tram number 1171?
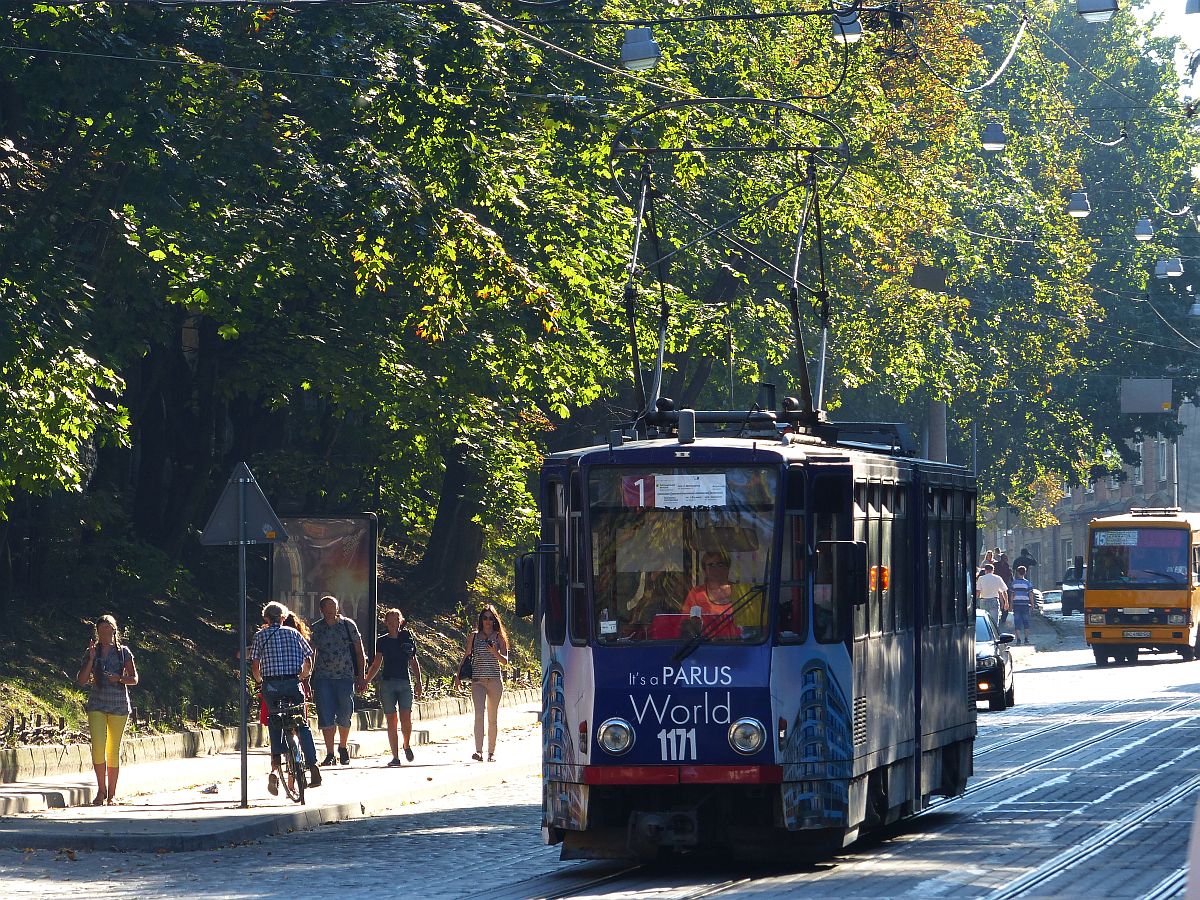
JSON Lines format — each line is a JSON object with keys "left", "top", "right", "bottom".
{"left": 657, "top": 727, "right": 697, "bottom": 761}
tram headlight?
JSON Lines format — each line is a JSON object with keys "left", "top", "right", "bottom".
{"left": 728, "top": 717, "right": 766, "bottom": 755}
{"left": 597, "top": 718, "right": 635, "bottom": 755}
{"left": 1169, "top": 614, "right": 1186, "bottom": 625}
{"left": 1087, "top": 613, "right": 1106, "bottom": 625}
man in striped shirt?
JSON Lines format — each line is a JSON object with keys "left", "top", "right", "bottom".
{"left": 250, "top": 602, "right": 322, "bottom": 793}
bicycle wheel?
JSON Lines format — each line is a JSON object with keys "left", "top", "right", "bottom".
{"left": 280, "top": 728, "right": 306, "bottom": 805}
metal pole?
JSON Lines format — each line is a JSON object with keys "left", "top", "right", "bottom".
{"left": 1173, "top": 436, "right": 1180, "bottom": 508}
{"left": 238, "top": 477, "right": 248, "bottom": 809}
{"left": 972, "top": 420, "right": 978, "bottom": 475}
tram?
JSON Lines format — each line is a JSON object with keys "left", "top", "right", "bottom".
{"left": 516, "top": 403, "right": 978, "bottom": 860}
{"left": 1084, "top": 508, "right": 1200, "bottom": 667}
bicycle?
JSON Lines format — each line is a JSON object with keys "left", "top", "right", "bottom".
{"left": 268, "top": 698, "right": 309, "bottom": 804}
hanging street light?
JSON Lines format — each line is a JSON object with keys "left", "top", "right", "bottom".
{"left": 621, "top": 27, "right": 662, "bottom": 71}
{"left": 1076, "top": 0, "right": 1118, "bottom": 23}
{"left": 1135, "top": 217, "right": 1154, "bottom": 241}
{"left": 1067, "top": 191, "right": 1092, "bottom": 218}
{"left": 1155, "top": 258, "right": 1185, "bottom": 278}
{"left": 832, "top": 10, "right": 863, "bottom": 43}
{"left": 981, "top": 122, "right": 1007, "bottom": 152}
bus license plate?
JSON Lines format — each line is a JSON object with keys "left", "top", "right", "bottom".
{"left": 1123, "top": 630, "right": 1151, "bottom": 638}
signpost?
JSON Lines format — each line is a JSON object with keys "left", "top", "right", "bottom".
{"left": 200, "top": 462, "right": 288, "bottom": 808}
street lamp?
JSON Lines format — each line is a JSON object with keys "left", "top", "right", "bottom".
{"left": 621, "top": 27, "right": 662, "bottom": 71}
{"left": 832, "top": 10, "right": 863, "bottom": 43}
{"left": 1135, "top": 217, "right": 1154, "bottom": 241}
{"left": 1067, "top": 191, "right": 1092, "bottom": 218}
{"left": 1076, "top": 0, "right": 1118, "bottom": 23}
{"left": 1154, "top": 258, "right": 1185, "bottom": 279}
{"left": 981, "top": 122, "right": 1007, "bottom": 152}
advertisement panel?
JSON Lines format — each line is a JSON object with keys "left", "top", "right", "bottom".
{"left": 269, "top": 515, "right": 378, "bottom": 645}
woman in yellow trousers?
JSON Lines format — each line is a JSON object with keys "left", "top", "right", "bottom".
{"left": 76, "top": 615, "right": 138, "bottom": 805}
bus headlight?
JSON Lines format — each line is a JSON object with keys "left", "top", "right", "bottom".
{"left": 1088, "top": 613, "right": 1106, "bottom": 625}
{"left": 597, "top": 718, "right": 635, "bottom": 755}
{"left": 1169, "top": 614, "right": 1186, "bottom": 625}
{"left": 728, "top": 717, "right": 766, "bottom": 755}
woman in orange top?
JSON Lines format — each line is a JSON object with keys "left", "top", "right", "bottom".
{"left": 685, "top": 552, "right": 736, "bottom": 615}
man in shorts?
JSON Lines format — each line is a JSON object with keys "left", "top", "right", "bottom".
{"left": 1010, "top": 565, "right": 1034, "bottom": 644}
{"left": 365, "top": 608, "right": 424, "bottom": 766}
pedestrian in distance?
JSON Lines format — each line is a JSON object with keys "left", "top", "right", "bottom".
{"left": 364, "top": 608, "right": 423, "bottom": 767}
{"left": 249, "top": 602, "right": 322, "bottom": 794}
{"left": 976, "top": 564, "right": 1008, "bottom": 630}
{"left": 1014, "top": 546, "right": 1038, "bottom": 578}
{"left": 995, "top": 552, "right": 1015, "bottom": 626}
{"left": 978, "top": 548, "right": 995, "bottom": 577}
{"left": 1010, "top": 565, "right": 1035, "bottom": 644}
{"left": 453, "top": 604, "right": 509, "bottom": 762}
{"left": 310, "top": 595, "right": 368, "bottom": 766}
{"left": 76, "top": 614, "right": 138, "bottom": 805}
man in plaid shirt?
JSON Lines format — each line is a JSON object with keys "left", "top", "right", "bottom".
{"left": 250, "top": 602, "right": 322, "bottom": 793}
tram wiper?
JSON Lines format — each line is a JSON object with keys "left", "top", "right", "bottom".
{"left": 671, "top": 583, "right": 767, "bottom": 664}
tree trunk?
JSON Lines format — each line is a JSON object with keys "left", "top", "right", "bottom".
{"left": 416, "top": 440, "right": 485, "bottom": 611}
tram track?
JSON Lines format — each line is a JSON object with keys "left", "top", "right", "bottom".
{"left": 930, "top": 693, "right": 1200, "bottom": 812}
{"left": 973, "top": 695, "right": 1147, "bottom": 757}
{"left": 981, "top": 770, "right": 1200, "bottom": 899}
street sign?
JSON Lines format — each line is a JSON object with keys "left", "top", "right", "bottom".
{"left": 1120, "top": 378, "right": 1173, "bottom": 415}
{"left": 199, "top": 462, "right": 288, "bottom": 808}
{"left": 200, "top": 462, "right": 288, "bottom": 545}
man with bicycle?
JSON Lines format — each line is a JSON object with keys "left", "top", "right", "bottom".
{"left": 250, "top": 602, "right": 322, "bottom": 795}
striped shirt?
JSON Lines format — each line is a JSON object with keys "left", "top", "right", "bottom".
{"left": 470, "top": 632, "right": 503, "bottom": 679}
{"left": 250, "top": 624, "right": 312, "bottom": 678}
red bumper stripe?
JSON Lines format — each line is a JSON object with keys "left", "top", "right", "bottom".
{"left": 584, "top": 766, "right": 679, "bottom": 785}
{"left": 680, "top": 764, "right": 783, "bottom": 784}
{"left": 582, "top": 765, "right": 782, "bottom": 785}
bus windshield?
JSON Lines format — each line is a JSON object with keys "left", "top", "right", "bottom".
{"left": 1089, "top": 528, "right": 1189, "bottom": 588}
{"left": 588, "top": 466, "right": 777, "bottom": 644}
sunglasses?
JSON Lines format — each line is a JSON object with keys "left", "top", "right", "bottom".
{"left": 482, "top": 614, "right": 496, "bottom": 621}
{"left": 704, "top": 561, "right": 729, "bottom": 568}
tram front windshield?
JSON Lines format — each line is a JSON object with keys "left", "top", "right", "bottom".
{"left": 1089, "top": 528, "right": 1189, "bottom": 588}
{"left": 588, "top": 466, "right": 777, "bottom": 644}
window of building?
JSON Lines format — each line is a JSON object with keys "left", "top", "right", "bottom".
{"left": 1084, "top": 480, "right": 1095, "bottom": 495}
{"left": 1133, "top": 453, "right": 1144, "bottom": 486}
{"left": 1158, "top": 440, "right": 1169, "bottom": 483}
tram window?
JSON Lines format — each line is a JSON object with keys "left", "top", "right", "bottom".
{"left": 893, "top": 511, "right": 911, "bottom": 632}
{"left": 854, "top": 515, "right": 869, "bottom": 639}
{"left": 880, "top": 518, "right": 894, "bottom": 633}
{"left": 814, "top": 545, "right": 841, "bottom": 644}
{"left": 777, "top": 512, "right": 806, "bottom": 643}
{"left": 868, "top": 512, "right": 882, "bottom": 634}
{"left": 545, "top": 481, "right": 567, "bottom": 646}
{"left": 927, "top": 517, "right": 942, "bottom": 627}
{"left": 941, "top": 514, "right": 955, "bottom": 625}
{"left": 786, "top": 469, "right": 804, "bottom": 510}
{"left": 1193, "top": 546, "right": 1200, "bottom": 584}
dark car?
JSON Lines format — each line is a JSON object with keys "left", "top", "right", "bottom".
{"left": 975, "top": 611, "right": 1016, "bottom": 711}
{"left": 1061, "top": 561, "right": 1086, "bottom": 616}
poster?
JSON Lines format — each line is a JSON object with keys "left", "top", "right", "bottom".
{"left": 269, "top": 515, "right": 378, "bottom": 644}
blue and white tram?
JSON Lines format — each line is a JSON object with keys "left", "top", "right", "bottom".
{"left": 516, "top": 408, "right": 977, "bottom": 861}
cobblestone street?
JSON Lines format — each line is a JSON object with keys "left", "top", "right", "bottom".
{"left": 0, "top": 774, "right": 593, "bottom": 900}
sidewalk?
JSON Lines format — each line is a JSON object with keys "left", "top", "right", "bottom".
{"left": 0, "top": 701, "right": 542, "bottom": 852}
{"left": 1008, "top": 607, "right": 1077, "bottom": 668}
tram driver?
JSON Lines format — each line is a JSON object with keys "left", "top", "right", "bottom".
{"left": 684, "top": 550, "right": 764, "bottom": 632}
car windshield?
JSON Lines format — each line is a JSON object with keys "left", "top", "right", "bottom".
{"left": 975, "top": 615, "right": 992, "bottom": 642}
{"left": 588, "top": 466, "right": 777, "bottom": 644}
{"left": 1089, "top": 528, "right": 1189, "bottom": 588}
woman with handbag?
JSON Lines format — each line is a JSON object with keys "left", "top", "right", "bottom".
{"left": 453, "top": 604, "right": 509, "bottom": 761}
